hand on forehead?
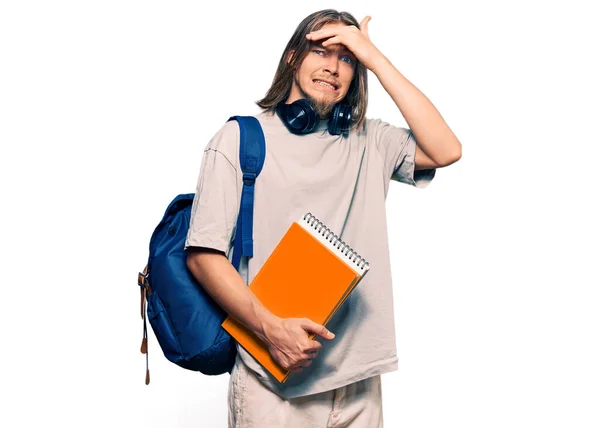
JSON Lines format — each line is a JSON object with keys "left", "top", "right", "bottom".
{"left": 311, "top": 40, "right": 352, "bottom": 54}
{"left": 306, "top": 16, "right": 376, "bottom": 70}
{"left": 309, "top": 24, "right": 355, "bottom": 54}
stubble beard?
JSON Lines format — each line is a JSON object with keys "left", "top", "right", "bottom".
{"left": 295, "top": 75, "right": 336, "bottom": 119}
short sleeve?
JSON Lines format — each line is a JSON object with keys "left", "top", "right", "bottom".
{"left": 184, "top": 123, "right": 241, "bottom": 254}
{"left": 369, "top": 118, "right": 436, "bottom": 189}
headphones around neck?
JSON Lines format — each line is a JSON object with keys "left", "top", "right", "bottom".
{"left": 276, "top": 98, "right": 352, "bottom": 136}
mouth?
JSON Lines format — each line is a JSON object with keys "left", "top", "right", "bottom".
{"left": 313, "top": 79, "right": 339, "bottom": 92}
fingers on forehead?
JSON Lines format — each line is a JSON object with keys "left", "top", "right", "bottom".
{"left": 310, "top": 40, "right": 351, "bottom": 54}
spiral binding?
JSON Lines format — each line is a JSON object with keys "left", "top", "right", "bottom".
{"left": 303, "top": 213, "right": 370, "bottom": 271}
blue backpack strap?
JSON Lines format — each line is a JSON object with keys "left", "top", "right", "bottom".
{"left": 227, "top": 116, "right": 266, "bottom": 272}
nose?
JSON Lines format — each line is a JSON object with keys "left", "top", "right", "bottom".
{"left": 323, "top": 53, "right": 340, "bottom": 76}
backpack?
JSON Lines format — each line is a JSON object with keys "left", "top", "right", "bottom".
{"left": 138, "top": 116, "right": 266, "bottom": 384}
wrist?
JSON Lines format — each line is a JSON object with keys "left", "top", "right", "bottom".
{"left": 368, "top": 51, "right": 390, "bottom": 75}
{"left": 255, "top": 310, "right": 281, "bottom": 345}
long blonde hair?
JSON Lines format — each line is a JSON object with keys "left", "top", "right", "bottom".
{"left": 256, "top": 9, "right": 368, "bottom": 132}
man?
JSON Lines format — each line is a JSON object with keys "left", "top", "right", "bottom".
{"left": 185, "top": 9, "right": 461, "bottom": 428}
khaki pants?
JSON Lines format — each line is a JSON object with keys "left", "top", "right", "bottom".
{"left": 227, "top": 355, "right": 384, "bottom": 427}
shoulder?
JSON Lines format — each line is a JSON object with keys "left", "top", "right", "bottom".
{"left": 202, "top": 119, "right": 241, "bottom": 170}
{"left": 360, "top": 117, "right": 413, "bottom": 143}
{"left": 362, "top": 117, "right": 409, "bottom": 134}
{"left": 206, "top": 120, "right": 240, "bottom": 151}
{"left": 204, "top": 112, "right": 274, "bottom": 165}
{"left": 209, "top": 111, "right": 276, "bottom": 145}
{"left": 254, "top": 110, "right": 280, "bottom": 132}
{"left": 352, "top": 117, "right": 390, "bottom": 138}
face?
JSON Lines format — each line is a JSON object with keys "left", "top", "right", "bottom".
{"left": 286, "top": 23, "right": 357, "bottom": 118}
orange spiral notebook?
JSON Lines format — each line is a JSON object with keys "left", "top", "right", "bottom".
{"left": 221, "top": 212, "right": 370, "bottom": 383}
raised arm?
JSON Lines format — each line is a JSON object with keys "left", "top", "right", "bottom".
{"left": 306, "top": 16, "right": 462, "bottom": 169}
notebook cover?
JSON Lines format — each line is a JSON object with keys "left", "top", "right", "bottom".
{"left": 221, "top": 219, "right": 364, "bottom": 383}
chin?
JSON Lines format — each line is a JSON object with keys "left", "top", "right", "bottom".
{"left": 311, "top": 91, "right": 339, "bottom": 104}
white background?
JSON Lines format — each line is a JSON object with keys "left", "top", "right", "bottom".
{"left": 1, "top": 0, "right": 598, "bottom": 427}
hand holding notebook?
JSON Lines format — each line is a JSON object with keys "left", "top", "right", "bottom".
{"left": 221, "top": 213, "right": 370, "bottom": 383}
{"left": 262, "top": 315, "right": 336, "bottom": 375}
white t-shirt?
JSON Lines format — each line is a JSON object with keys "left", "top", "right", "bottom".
{"left": 185, "top": 110, "right": 435, "bottom": 399}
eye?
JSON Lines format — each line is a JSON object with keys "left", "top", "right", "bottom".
{"left": 312, "top": 49, "right": 325, "bottom": 56}
{"left": 341, "top": 55, "right": 354, "bottom": 65}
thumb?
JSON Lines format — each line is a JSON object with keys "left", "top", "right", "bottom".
{"left": 302, "top": 319, "right": 335, "bottom": 340}
{"left": 360, "top": 16, "right": 372, "bottom": 39}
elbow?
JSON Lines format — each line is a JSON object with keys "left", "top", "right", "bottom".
{"left": 448, "top": 148, "right": 462, "bottom": 165}
{"left": 438, "top": 142, "right": 462, "bottom": 167}
{"left": 453, "top": 142, "right": 462, "bottom": 162}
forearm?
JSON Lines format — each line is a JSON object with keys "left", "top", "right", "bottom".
{"left": 371, "top": 54, "right": 462, "bottom": 164}
{"left": 186, "top": 250, "right": 279, "bottom": 344}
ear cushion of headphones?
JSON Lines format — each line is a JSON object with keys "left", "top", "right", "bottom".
{"left": 276, "top": 99, "right": 319, "bottom": 135}
{"left": 328, "top": 103, "right": 352, "bottom": 136}
{"left": 276, "top": 99, "right": 353, "bottom": 136}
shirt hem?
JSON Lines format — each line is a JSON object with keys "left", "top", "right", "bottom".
{"left": 239, "top": 351, "right": 399, "bottom": 400}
